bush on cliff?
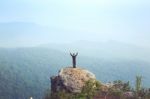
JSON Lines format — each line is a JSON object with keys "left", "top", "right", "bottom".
{"left": 45, "top": 79, "right": 101, "bottom": 99}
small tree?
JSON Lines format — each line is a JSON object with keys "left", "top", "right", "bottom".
{"left": 136, "top": 76, "right": 142, "bottom": 93}
{"left": 123, "top": 81, "right": 131, "bottom": 91}
{"left": 135, "top": 75, "right": 142, "bottom": 98}
{"left": 81, "top": 79, "right": 101, "bottom": 99}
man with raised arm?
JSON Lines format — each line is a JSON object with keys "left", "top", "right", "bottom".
{"left": 70, "top": 52, "right": 78, "bottom": 68}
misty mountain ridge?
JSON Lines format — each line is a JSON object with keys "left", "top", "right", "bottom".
{"left": 0, "top": 22, "right": 81, "bottom": 47}
{"left": 41, "top": 40, "right": 150, "bottom": 63}
{"left": 0, "top": 22, "right": 150, "bottom": 49}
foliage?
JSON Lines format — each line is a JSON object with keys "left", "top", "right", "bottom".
{"left": 113, "top": 80, "right": 131, "bottom": 91}
{"left": 135, "top": 76, "right": 142, "bottom": 93}
{"left": 81, "top": 79, "right": 101, "bottom": 99}
{"left": 45, "top": 79, "right": 101, "bottom": 99}
{"left": 0, "top": 48, "right": 150, "bottom": 99}
{"left": 46, "top": 78, "right": 150, "bottom": 99}
{"left": 0, "top": 48, "right": 67, "bottom": 99}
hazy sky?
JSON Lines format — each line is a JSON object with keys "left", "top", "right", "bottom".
{"left": 0, "top": 0, "right": 150, "bottom": 47}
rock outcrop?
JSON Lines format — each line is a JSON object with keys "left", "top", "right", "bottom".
{"left": 51, "top": 67, "right": 96, "bottom": 93}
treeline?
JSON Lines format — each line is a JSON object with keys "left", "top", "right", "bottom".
{"left": 0, "top": 48, "right": 67, "bottom": 99}
{"left": 0, "top": 47, "right": 150, "bottom": 99}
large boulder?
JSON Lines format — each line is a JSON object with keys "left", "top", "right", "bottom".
{"left": 51, "top": 67, "right": 96, "bottom": 93}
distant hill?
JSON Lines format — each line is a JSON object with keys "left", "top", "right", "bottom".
{"left": 42, "top": 40, "right": 150, "bottom": 62}
{"left": 0, "top": 47, "right": 150, "bottom": 99}
{"left": 0, "top": 22, "right": 70, "bottom": 47}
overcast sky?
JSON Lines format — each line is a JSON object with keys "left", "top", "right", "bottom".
{"left": 0, "top": 0, "right": 150, "bottom": 47}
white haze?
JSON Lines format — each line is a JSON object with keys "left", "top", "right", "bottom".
{"left": 0, "top": 0, "right": 150, "bottom": 48}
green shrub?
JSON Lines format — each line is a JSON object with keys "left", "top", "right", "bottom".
{"left": 45, "top": 79, "right": 101, "bottom": 99}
